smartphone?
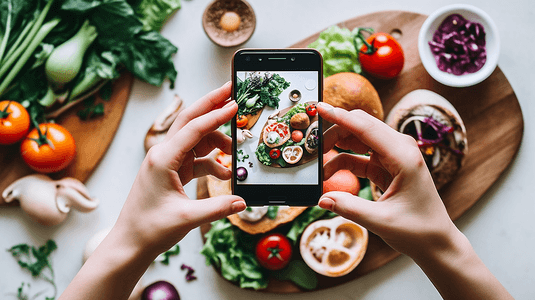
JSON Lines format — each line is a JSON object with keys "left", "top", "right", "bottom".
{"left": 232, "top": 49, "right": 323, "bottom": 206}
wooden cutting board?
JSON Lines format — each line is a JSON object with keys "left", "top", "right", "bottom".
{"left": 198, "top": 10, "right": 523, "bottom": 293}
{"left": 0, "top": 73, "right": 134, "bottom": 205}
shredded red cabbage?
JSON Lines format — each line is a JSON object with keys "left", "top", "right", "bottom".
{"left": 429, "top": 14, "right": 486, "bottom": 75}
{"left": 413, "top": 117, "right": 463, "bottom": 156}
{"left": 181, "top": 264, "right": 197, "bottom": 282}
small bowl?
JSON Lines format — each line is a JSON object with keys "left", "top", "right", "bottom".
{"left": 202, "top": 0, "right": 256, "bottom": 47}
{"left": 289, "top": 89, "right": 301, "bottom": 102}
{"left": 418, "top": 4, "right": 500, "bottom": 87}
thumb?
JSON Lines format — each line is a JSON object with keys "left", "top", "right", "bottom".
{"left": 318, "top": 191, "right": 382, "bottom": 231}
{"left": 187, "top": 195, "right": 246, "bottom": 228}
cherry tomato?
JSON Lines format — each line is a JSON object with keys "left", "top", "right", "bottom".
{"left": 291, "top": 130, "right": 303, "bottom": 143}
{"left": 0, "top": 101, "right": 30, "bottom": 145}
{"left": 21, "top": 123, "right": 76, "bottom": 173}
{"left": 255, "top": 233, "right": 292, "bottom": 270}
{"left": 269, "top": 148, "right": 281, "bottom": 159}
{"left": 236, "top": 115, "right": 248, "bottom": 128}
{"left": 359, "top": 32, "right": 404, "bottom": 79}
{"left": 305, "top": 104, "right": 317, "bottom": 117}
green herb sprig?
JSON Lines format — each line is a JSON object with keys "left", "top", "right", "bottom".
{"left": 7, "top": 240, "right": 58, "bottom": 300}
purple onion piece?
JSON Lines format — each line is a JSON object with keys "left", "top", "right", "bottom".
{"left": 236, "top": 167, "right": 248, "bottom": 181}
{"left": 428, "top": 13, "right": 487, "bottom": 75}
{"left": 141, "top": 281, "right": 180, "bottom": 300}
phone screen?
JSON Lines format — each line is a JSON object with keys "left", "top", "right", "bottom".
{"left": 232, "top": 50, "right": 323, "bottom": 206}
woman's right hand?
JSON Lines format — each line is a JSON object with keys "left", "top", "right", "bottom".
{"left": 317, "top": 102, "right": 462, "bottom": 258}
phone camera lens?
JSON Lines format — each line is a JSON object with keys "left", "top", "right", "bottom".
{"left": 245, "top": 56, "right": 251, "bottom": 62}
{"left": 291, "top": 57, "right": 296, "bottom": 61}
{"left": 258, "top": 58, "right": 262, "bottom": 61}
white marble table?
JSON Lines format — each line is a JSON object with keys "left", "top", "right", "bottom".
{"left": 1, "top": 0, "right": 534, "bottom": 299}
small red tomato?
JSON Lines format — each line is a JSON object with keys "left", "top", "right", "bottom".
{"left": 236, "top": 115, "right": 248, "bottom": 128}
{"left": 255, "top": 233, "right": 292, "bottom": 270}
{"left": 291, "top": 130, "right": 303, "bottom": 142}
{"left": 0, "top": 101, "right": 30, "bottom": 145}
{"left": 359, "top": 32, "right": 404, "bottom": 79}
{"left": 269, "top": 148, "right": 281, "bottom": 159}
{"left": 305, "top": 104, "right": 317, "bottom": 117}
{"left": 21, "top": 123, "right": 76, "bottom": 173}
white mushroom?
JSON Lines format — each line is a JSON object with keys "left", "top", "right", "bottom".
{"left": 144, "top": 94, "right": 185, "bottom": 152}
{"left": 236, "top": 129, "right": 253, "bottom": 144}
{"left": 2, "top": 174, "right": 98, "bottom": 226}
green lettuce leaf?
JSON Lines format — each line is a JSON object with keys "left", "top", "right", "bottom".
{"left": 200, "top": 219, "right": 268, "bottom": 290}
{"left": 308, "top": 25, "right": 366, "bottom": 77}
{"left": 286, "top": 206, "right": 336, "bottom": 243}
{"left": 134, "top": 0, "right": 181, "bottom": 31}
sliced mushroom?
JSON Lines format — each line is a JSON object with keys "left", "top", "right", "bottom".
{"left": 236, "top": 129, "right": 253, "bottom": 144}
{"left": 2, "top": 174, "right": 98, "bottom": 226}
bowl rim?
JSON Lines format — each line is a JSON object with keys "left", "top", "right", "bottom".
{"left": 202, "top": 0, "right": 256, "bottom": 48}
{"left": 418, "top": 4, "right": 500, "bottom": 87}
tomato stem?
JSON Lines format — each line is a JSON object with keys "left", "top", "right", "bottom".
{"left": 0, "top": 100, "right": 13, "bottom": 119}
{"left": 353, "top": 28, "right": 376, "bottom": 55}
{"left": 29, "top": 114, "right": 51, "bottom": 147}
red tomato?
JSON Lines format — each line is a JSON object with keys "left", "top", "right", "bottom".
{"left": 305, "top": 104, "right": 317, "bottom": 117}
{"left": 21, "top": 123, "right": 76, "bottom": 173}
{"left": 236, "top": 115, "right": 248, "bottom": 128}
{"left": 359, "top": 32, "right": 404, "bottom": 79}
{"left": 269, "top": 148, "right": 281, "bottom": 159}
{"left": 0, "top": 101, "right": 30, "bottom": 145}
{"left": 255, "top": 233, "right": 292, "bottom": 270}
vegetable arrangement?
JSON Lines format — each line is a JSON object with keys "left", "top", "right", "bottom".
{"left": 0, "top": 0, "right": 180, "bottom": 173}
{"left": 236, "top": 72, "right": 290, "bottom": 117}
{"left": 201, "top": 207, "right": 337, "bottom": 290}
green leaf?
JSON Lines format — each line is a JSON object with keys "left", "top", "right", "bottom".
{"left": 272, "top": 260, "right": 318, "bottom": 290}
{"left": 134, "top": 0, "right": 181, "bottom": 31}
{"left": 287, "top": 207, "right": 329, "bottom": 243}
{"left": 358, "top": 185, "right": 373, "bottom": 201}
{"left": 157, "top": 244, "right": 180, "bottom": 265}
{"left": 266, "top": 206, "right": 279, "bottom": 219}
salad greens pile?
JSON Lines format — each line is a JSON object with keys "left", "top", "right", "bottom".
{"left": 236, "top": 72, "right": 290, "bottom": 116}
{"left": 0, "top": 0, "right": 180, "bottom": 122}
{"left": 200, "top": 207, "right": 336, "bottom": 290}
{"left": 308, "top": 25, "right": 371, "bottom": 77}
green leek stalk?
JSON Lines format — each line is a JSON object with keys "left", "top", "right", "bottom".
{"left": 0, "top": 0, "right": 55, "bottom": 81}
{"left": 2, "top": 20, "right": 35, "bottom": 65}
{"left": 0, "top": 0, "right": 12, "bottom": 63}
{"left": 68, "top": 71, "right": 104, "bottom": 101}
{"left": 0, "top": 18, "right": 61, "bottom": 96}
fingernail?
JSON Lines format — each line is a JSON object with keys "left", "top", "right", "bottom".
{"left": 223, "top": 81, "right": 232, "bottom": 87}
{"left": 223, "top": 100, "right": 236, "bottom": 108}
{"left": 317, "top": 102, "right": 333, "bottom": 109}
{"left": 232, "top": 201, "right": 246, "bottom": 213}
{"left": 318, "top": 197, "right": 335, "bottom": 210}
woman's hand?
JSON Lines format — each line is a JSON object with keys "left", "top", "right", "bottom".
{"left": 316, "top": 102, "right": 513, "bottom": 300}
{"left": 60, "top": 83, "right": 247, "bottom": 300}
{"left": 317, "top": 102, "right": 456, "bottom": 257}
{"left": 116, "top": 81, "right": 246, "bottom": 257}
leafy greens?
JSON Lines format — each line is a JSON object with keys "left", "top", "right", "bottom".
{"left": 236, "top": 72, "right": 290, "bottom": 116}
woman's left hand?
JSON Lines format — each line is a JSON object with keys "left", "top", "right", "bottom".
{"left": 115, "top": 81, "right": 245, "bottom": 257}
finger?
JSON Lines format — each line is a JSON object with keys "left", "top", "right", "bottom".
{"left": 165, "top": 101, "right": 237, "bottom": 169}
{"left": 323, "top": 153, "right": 393, "bottom": 192}
{"left": 318, "top": 102, "right": 418, "bottom": 176}
{"left": 318, "top": 192, "right": 385, "bottom": 233}
{"left": 323, "top": 125, "right": 371, "bottom": 154}
{"left": 165, "top": 81, "right": 232, "bottom": 141}
{"left": 184, "top": 195, "right": 246, "bottom": 229}
{"left": 192, "top": 130, "right": 232, "bottom": 158}
{"left": 192, "top": 158, "right": 232, "bottom": 180}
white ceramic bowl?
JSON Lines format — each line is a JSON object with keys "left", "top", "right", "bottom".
{"left": 418, "top": 4, "right": 500, "bottom": 87}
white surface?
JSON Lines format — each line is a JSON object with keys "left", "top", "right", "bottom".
{"left": 1, "top": 0, "right": 534, "bottom": 299}
{"left": 236, "top": 71, "right": 319, "bottom": 185}
{"left": 418, "top": 4, "right": 500, "bottom": 87}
